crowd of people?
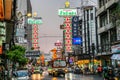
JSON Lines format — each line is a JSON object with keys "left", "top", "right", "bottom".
{"left": 96, "top": 65, "right": 120, "bottom": 80}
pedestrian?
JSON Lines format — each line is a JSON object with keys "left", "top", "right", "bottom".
{"left": 103, "top": 66, "right": 108, "bottom": 80}
{"left": 107, "top": 69, "right": 115, "bottom": 80}
{"left": 97, "top": 65, "right": 103, "bottom": 76}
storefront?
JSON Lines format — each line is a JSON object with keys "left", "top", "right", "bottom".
{"left": 111, "top": 44, "right": 120, "bottom": 67}
{"left": 77, "top": 54, "right": 101, "bottom": 71}
{"left": 111, "top": 54, "right": 120, "bottom": 67}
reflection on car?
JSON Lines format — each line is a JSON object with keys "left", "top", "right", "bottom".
{"left": 67, "top": 67, "right": 73, "bottom": 73}
{"left": 13, "top": 70, "right": 29, "bottom": 80}
{"left": 74, "top": 66, "right": 83, "bottom": 74}
{"left": 31, "top": 71, "right": 44, "bottom": 80}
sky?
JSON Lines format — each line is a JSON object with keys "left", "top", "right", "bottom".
{"left": 30, "top": 0, "right": 97, "bottom": 53}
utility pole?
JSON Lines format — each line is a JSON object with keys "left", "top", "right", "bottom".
{"left": 92, "top": 43, "right": 95, "bottom": 74}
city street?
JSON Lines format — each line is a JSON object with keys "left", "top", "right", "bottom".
{"left": 1, "top": 1, "right": 120, "bottom": 80}
{"left": 43, "top": 73, "right": 104, "bottom": 80}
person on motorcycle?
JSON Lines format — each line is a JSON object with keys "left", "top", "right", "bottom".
{"left": 107, "top": 69, "right": 115, "bottom": 80}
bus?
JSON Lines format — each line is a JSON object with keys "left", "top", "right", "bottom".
{"left": 48, "top": 58, "right": 68, "bottom": 77}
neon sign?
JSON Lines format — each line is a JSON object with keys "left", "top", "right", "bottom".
{"left": 28, "top": 18, "right": 42, "bottom": 24}
{"left": 58, "top": 8, "right": 77, "bottom": 16}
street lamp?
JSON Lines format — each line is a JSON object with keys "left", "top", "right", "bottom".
{"left": 92, "top": 43, "right": 95, "bottom": 74}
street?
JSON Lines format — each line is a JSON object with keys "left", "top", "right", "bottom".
{"left": 42, "top": 73, "right": 104, "bottom": 80}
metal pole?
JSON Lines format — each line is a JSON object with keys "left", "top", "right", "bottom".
{"left": 92, "top": 43, "right": 95, "bottom": 74}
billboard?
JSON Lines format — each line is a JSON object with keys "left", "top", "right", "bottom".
{"left": 72, "top": 37, "right": 82, "bottom": 45}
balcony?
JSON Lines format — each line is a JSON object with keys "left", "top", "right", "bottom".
{"left": 96, "top": 6, "right": 105, "bottom": 16}
{"left": 98, "top": 23, "right": 113, "bottom": 34}
{"left": 96, "top": 0, "right": 119, "bottom": 16}
{"left": 105, "top": 0, "right": 119, "bottom": 9}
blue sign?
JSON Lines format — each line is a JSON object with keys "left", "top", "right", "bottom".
{"left": 72, "top": 16, "right": 79, "bottom": 37}
{"left": 72, "top": 37, "right": 82, "bottom": 45}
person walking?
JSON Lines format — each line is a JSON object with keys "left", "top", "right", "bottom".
{"left": 103, "top": 66, "right": 108, "bottom": 80}
{"left": 97, "top": 65, "right": 103, "bottom": 76}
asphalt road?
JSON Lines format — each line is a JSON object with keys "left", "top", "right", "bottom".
{"left": 43, "top": 73, "right": 104, "bottom": 80}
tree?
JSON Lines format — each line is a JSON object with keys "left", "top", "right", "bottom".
{"left": 111, "top": 2, "right": 120, "bottom": 27}
{"left": 7, "top": 45, "right": 28, "bottom": 67}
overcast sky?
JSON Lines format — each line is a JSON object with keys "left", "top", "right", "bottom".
{"left": 30, "top": 0, "right": 97, "bottom": 53}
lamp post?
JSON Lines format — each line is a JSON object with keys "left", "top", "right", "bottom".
{"left": 92, "top": 43, "right": 95, "bottom": 74}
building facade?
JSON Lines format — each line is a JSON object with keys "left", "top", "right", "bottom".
{"left": 15, "top": 0, "right": 32, "bottom": 50}
{"left": 97, "top": 0, "right": 120, "bottom": 67}
{"left": 82, "top": 6, "right": 98, "bottom": 55}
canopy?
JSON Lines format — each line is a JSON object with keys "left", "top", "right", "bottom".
{"left": 111, "top": 54, "right": 120, "bottom": 60}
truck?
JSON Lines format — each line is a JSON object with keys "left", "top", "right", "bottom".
{"left": 48, "top": 58, "right": 68, "bottom": 77}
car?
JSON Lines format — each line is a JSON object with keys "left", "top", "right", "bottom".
{"left": 13, "top": 70, "right": 29, "bottom": 80}
{"left": 47, "top": 67, "right": 53, "bottom": 75}
{"left": 34, "top": 67, "right": 40, "bottom": 72}
{"left": 73, "top": 66, "right": 83, "bottom": 74}
{"left": 31, "top": 71, "right": 44, "bottom": 80}
{"left": 67, "top": 67, "right": 73, "bottom": 73}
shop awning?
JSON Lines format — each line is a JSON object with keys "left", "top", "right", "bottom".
{"left": 111, "top": 54, "right": 120, "bottom": 60}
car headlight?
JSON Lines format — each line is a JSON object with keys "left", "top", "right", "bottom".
{"left": 53, "top": 70, "right": 56, "bottom": 72}
{"left": 65, "top": 69, "right": 68, "bottom": 72}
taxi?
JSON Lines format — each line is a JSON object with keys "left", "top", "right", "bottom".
{"left": 31, "top": 71, "right": 44, "bottom": 80}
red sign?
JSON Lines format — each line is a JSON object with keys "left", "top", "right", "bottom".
{"left": 55, "top": 42, "right": 62, "bottom": 46}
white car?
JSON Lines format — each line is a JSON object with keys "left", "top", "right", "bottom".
{"left": 12, "top": 70, "right": 29, "bottom": 80}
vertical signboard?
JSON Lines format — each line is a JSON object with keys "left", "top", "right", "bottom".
{"left": 58, "top": 1, "right": 77, "bottom": 53}
{"left": 32, "top": 24, "right": 39, "bottom": 50}
{"left": 72, "top": 16, "right": 79, "bottom": 38}
{"left": 64, "top": 17, "right": 72, "bottom": 52}
{"left": 0, "top": 0, "right": 4, "bottom": 20}
{"left": 4, "top": 0, "right": 12, "bottom": 20}
{"left": 27, "top": 17, "right": 42, "bottom": 50}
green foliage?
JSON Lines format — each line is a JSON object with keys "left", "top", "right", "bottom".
{"left": 7, "top": 45, "right": 28, "bottom": 66}
{"left": 111, "top": 2, "right": 120, "bottom": 26}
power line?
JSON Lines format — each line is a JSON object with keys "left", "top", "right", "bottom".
{"left": 39, "top": 36, "right": 63, "bottom": 38}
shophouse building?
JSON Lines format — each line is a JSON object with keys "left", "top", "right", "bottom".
{"left": 77, "top": 5, "right": 99, "bottom": 68}
{"left": 96, "top": 0, "right": 120, "bottom": 67}
{"left": 15, "top": 0, "right": 32, "bottom": 50}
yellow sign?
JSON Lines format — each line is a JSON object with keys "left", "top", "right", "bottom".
{"left": 77, "top": 59, "right": 101, "bottom": 65}
{"left": 65, "top": 1, "right": 70, "bottom": 8}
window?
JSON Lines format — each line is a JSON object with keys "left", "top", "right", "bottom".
{"left": 100, "top": 13, "right": 108, "bottom": 27}
{"left": 109, "top": 6, "right": 117, "bottom": 23}
{"left": 110, "top": 28, "right": 117, "bottom": 43}
{"left": 99, "top": 0, "right": 105, "bottom": 8}
{"left": 91, "top": 13, "right": 93, "bottom": 20}
{"left": 100, "top": 32, "right": 109, "bottom": 52}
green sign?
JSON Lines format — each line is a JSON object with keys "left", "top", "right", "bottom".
{"left": 58, "top": 8, "right": 77, "bottom": 16}
{"left": 27, "top": 18, "right": 43, "bottom": 24}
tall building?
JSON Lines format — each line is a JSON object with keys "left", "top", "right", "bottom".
{"left": 74, "top": 5, "right": 99, "bottom": 69}
{"left": 82, "top": 6, "right": 98, "bottom": 55}
{"left": 15, "top": 0, "right": 32, "bottom": 50}
{"left": 96, "top": 0, "right": 120, "bottom": 67}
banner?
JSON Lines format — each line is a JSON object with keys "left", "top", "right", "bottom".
{"left": 0, "top": 0, "right": 4, "bottom": 20}
{"left": 4, "top": 0, "right": 12, "bottom": 20}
